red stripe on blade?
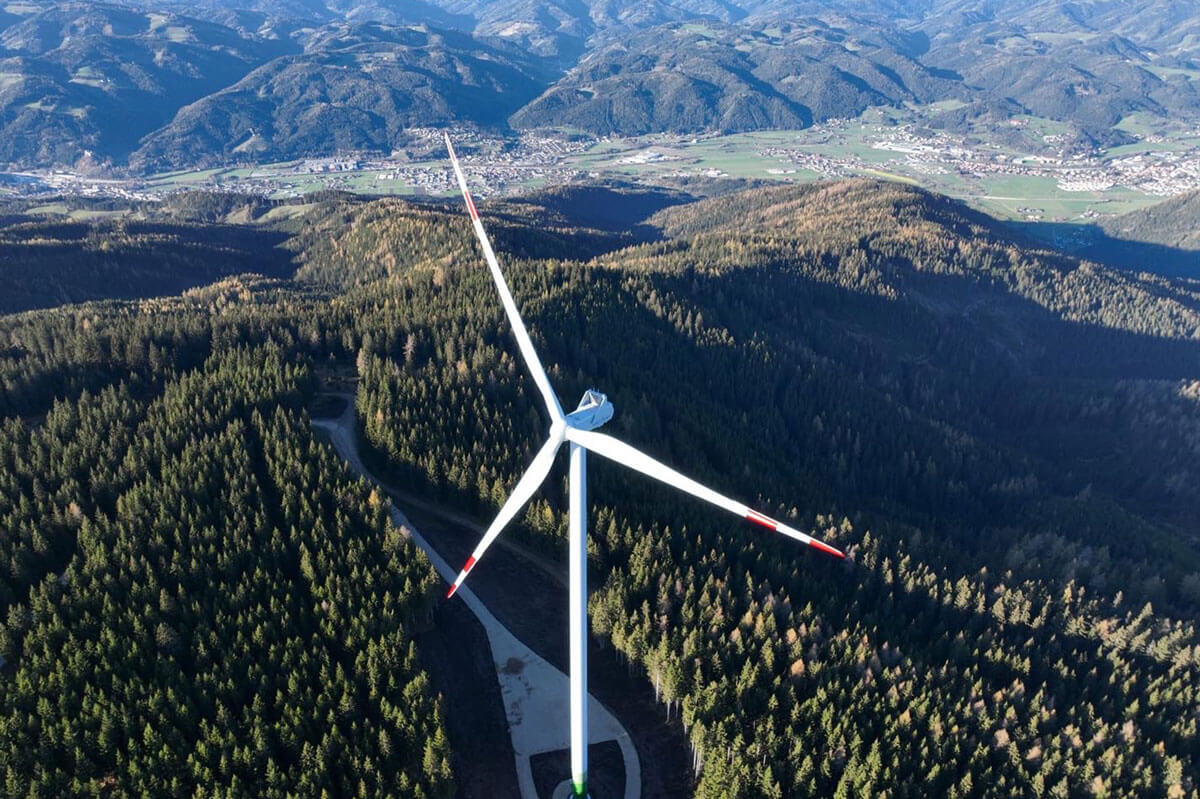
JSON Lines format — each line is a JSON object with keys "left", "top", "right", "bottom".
{"left": 745, "top": 511, "right": 777, "bottom": 531}
{"left": 465, "top": 192, "right": 479, "bottom": 221}
{"left": 445, "top": 556, "right": 478, "bottom": 599}
{"left": 808, "top": 539, "right": 845, "bottom": 559}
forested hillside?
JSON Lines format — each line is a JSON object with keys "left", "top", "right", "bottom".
{"left": 1101, "top": 190, "right": 1200, "bottom": 254}
{"left": 341, "top": 181, "right": 1200, "bottom": 797}
{"left": 0, "top": 180, "right": 1198, "bottom": 797}
{"left": 0, "top": 308, "right": 452, "bottom": 796}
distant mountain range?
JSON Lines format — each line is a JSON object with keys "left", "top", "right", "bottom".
{"left": 510, "top": 18, "right": 965, "bottom": 136}
{"left": 1, "top": 0, "right": 1198, "bottom": 171}
{"left": 129, "top": 24, "right": 547, "bottom": 171}
{"left": 0, "top": 2, "right": 291, "bottom": 168}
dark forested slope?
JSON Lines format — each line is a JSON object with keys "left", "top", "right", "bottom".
{"left": 0, "top": 216, "right": 295, "bottom": 314}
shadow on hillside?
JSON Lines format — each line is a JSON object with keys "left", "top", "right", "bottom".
{"left": 1011, "top": 220, "right": 1200, "bottom": 278}
{"left": 0, "top": 219, "right": 297, "bottom": 316}
{"left": 500, "top": 183, "right": 695, "bottom": 244}
{"left": 534, "top": 257, "right": 1200, "bottom": 557}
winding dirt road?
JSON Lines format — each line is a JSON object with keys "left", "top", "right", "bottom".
{"left": 312, "top": 398, "right": 641, "bottom": 799}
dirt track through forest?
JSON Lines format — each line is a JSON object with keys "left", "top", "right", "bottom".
{"left": 312, "top": 397, "right": 641, "bottom": 799}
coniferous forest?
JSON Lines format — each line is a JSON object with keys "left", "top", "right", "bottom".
{"left": 1, "top": 180, "right": 1199, "bottom": 798}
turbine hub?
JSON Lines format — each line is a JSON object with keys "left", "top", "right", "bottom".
{"left": 564, "top": 389, "right": 613, "bottom": 431}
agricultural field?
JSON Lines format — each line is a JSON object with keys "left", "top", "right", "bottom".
{"left": 614, "top": 105, "right": 1197, "bottom": 218}
{"left": 8, "top": 107, "right": 1200, "bottom": 227}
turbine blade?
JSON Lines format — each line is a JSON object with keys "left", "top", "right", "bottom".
{"left": 445, "top": 134, "right": 564, "bottom": 420}
{"left": 445, "top": 435, "right": 563, "bottom": 598}
{"left": 564, "top": 428, "right": 844, "bottom": 559}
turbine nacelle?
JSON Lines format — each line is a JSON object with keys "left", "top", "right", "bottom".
{"left": 565, "top": 390, "right": 613, "bottom": 432}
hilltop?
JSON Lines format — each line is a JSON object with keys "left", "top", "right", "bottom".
{"left": 1101, "top": 189, "right": 1200, "bottom": 252}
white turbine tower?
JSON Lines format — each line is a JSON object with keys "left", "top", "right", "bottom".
{"left": 443, "top": 135, "right": 844, "bottom": 798}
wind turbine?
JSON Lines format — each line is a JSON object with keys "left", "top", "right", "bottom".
{"left": 442, "top": 135, "right": 844, "bottom": 799}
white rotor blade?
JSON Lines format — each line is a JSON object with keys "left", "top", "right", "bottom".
{"left": 445, "top": 134, "right": 564, "bottom": 420}
{"left": 445, "top": 435, "right": 563, "bottom": 598}
{"left": 564, "top": 428, "right": 844, "bottom": 559}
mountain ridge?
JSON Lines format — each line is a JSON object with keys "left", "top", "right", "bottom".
{"left": 128, "top": 22, "right": 548, "bottom": 171}
{"left": 2, "top": 0, "right": 1199, "bottom": 171}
